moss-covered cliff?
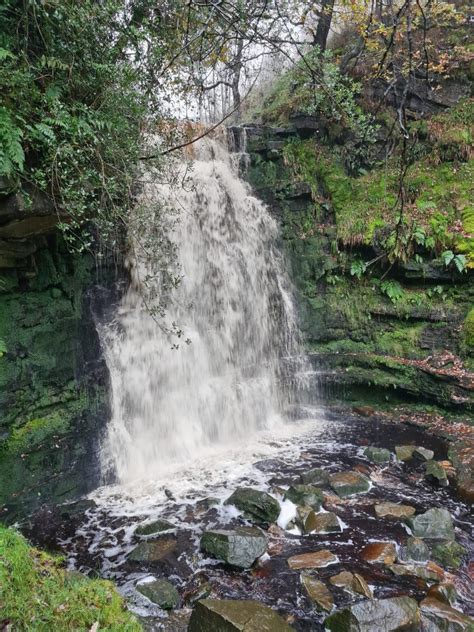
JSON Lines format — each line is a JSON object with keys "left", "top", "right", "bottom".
{"left": 242, "top": 93, "right": 473, "bottom": 413}
{"left": 0, "top": 181, "right": 117, "bottom": 520}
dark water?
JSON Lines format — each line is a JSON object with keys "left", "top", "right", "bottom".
{"left": 30, "top": 410, "right": 473, "bottom": 630}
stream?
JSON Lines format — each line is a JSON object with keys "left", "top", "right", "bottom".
{"left": 35, "top": 134, "right": 473, "bottom": 630}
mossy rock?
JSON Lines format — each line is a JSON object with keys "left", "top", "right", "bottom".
{"left": 224, "top": 488, "right": 280, "bottom": 524}
{"left": 431, "top": 540, "right": 467, "bottom": 570}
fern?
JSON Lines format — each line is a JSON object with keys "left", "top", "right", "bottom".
{"left": 0, "top": 106, "right": 24, "bottom": 177}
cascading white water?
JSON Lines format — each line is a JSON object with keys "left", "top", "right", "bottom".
{"left": 101, "top": 133, "right": 303, "bottom": 485}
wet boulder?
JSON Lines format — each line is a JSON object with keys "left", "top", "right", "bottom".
{"left": 284, "top": 484, "right": 324, "bottom": 510}
{"left": 224, "top": 488, "right": 280, "bottom": 524}
{"left": 364, "top": 446, "right": 391, "bottom": 464}
{"left": 329, "top": 571, "right": 372, "bottom": 598}
{"left": 325, "top": 596, "right": 420, "bottom": 631}
{"left": 287, "top": 549, "right": 338, "bottom": 570}
{"left": 135, "top": 518, "right": 175, "bottom": 537}
{"left": 406, "top": 508, "right": 455, "bottom": 540}
{"left": 303, "top": 510, "right": 341, "bottom": 534}
{"left": 188, "top": 598, "right": 294, "bottom": 631}
{"left": 128, "top": 537, "right": 177, "bottom": 563}
{"left": 425, "top": 460, "right": 449, "bottom": 487}
{"left": 395, "top": 445, "right": 416, "bottom": 461}
{"left": 300, "top": 468, "right": 330, "bottom": 487}
{"left": 329, "top": 471, "right": 370, "bottom": 497}
{"left": 427, "top": 583, "right": 459, "bottom": 607}
{"left": 200, "top": 527, "right": 267, "bottom": 569}
{"left": 399, "top": 536, "right": 430, "bottom": 562}
{"left": 431, "top": 540, "right": 466, "bottom": 570}
{"left": 360, "top": 542, "right": 397, "bottom": 565}
{"left": 301, "top": 573, "right": 334, "bottom": 612}
{"left": 136, "top": 577, "right": 179, "bottom": 609}
{"left": 420, "top": 597, "right": 474, "bottom": 631}
{"left": 374, "top": 502, "right": 416, "bottom": 520}
{"left": 388, "top": 561, "right": 444, "bottom": 582}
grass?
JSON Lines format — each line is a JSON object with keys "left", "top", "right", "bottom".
{"left": 0, "top": 526, "right": 141, "bottom": 631}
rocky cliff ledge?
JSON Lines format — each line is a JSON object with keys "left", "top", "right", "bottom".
{"left": 0, "top": 179, "right": 118, "bottom": 519}
{"left": 240, "top": 98, "right": 473, "bottom": 415}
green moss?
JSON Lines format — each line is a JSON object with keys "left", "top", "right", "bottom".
{"left": 7, "top": 415, "right": 69, "bottom": 453}
{"left": 0, "top": 526, "right": 141, "bottom": 631}
{"left": 463, "top": 308, "right": 474, "bottom": 349}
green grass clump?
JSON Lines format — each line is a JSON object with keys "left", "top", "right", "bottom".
{"left": 0, "top": 527, "right": 141, "bottom": 631}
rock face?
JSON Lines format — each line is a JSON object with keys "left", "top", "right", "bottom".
{"left": 0, "top": 225, "right": 115, "bottom": 519}
{"left": 360, "top": 542, "right": 397, "bottom": 565}
{"left": 287, "top": 550, "right": 338, "bottom": 570}
{"left": 329, "top": 471, "right": 370, "bottom": 497}
{"left": 224, "top": 488, "right": 280, "bottom": 524}
{"left": 300, "top": 468, "right": 330, "bottom": 486}
{"left": 136, "top": 578, "right": 179, "bottom": 609}
{"left": 406, "top": 508, "right": 455, "bottom": 540}
{"left": 200, "top": 527, "right": 267, "bottom": 568}
{"left": 325, "top": 596, "right": 420, "bottom": 631}
{"left": 128, "top": 538, "right": 177, "bottom": 563}
{"left": 374, "top": 502, "right": 416, "bottom": 520}
{"left": 420, "top": 597, "right": 474, "bottom": 631}
{"left": 364, "top": 446, "right": 391, "bottom": 464}
{"left": 301, "top": 573, "right": 334, "bottom": 611}
{"left": 284, "top": 484, "right": 324, "bottom": 510}
{"left": 188, "top": 599, "right": 294, "bottom": 631}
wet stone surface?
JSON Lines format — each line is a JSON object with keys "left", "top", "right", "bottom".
{"left": 32, "top": 412, "right": 473, "bottom": 631}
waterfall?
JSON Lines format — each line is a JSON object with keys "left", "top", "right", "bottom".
{"left": 100, "top": 134, "right": 303, "bottom": 485}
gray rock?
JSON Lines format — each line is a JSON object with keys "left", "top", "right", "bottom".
{"left": 300, "top": 468, "right": 330, "bottom": 487}
{"left": 329, "top": 471, "right": 371, "bottom": 497}
{"left": 136, "top": 578, "right": 179, "bottom": 609}
{"left": 135, "top": 518, "right": 175, "bottom": 536}
{"left": 200, "top": 527, "right": 267, "bottom": 568}
{"left": 364, "top": 446, "right": 391, "bottom": 464}
{"left": 399, "top": 536, "right": 430, "bottom": 562}
{"left": 128, "top": 537, "right": 177, "bottom": 563}
{"left": 284, "top": 484, "right": 324, "bottom": 510}
{"left": 188, "top": 598, "right": 294, "bottom": 631}
{"left": 415, "top": 446, "right": 435, "bottom": 461}
{"left": 325, "top": 596, "right": 420, "bottom": 631}
{"left": 425, "top": 461, "right": 449, "bottom": 486}
{"left": 406, "top": 508, "right": 455, "bottom": 540}
{"left": 224, "top": 488, "right": 280, "bottom": 524}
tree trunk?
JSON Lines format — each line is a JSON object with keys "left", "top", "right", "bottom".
{"left": 314, "top": 0, "right": 335, "bottom": 53}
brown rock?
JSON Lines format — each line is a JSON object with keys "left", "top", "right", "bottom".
{"left": 301, "top": 573, "right": 334, "bottom": 612}
{"left": 374, "top": 502, "right": 416, "bottom": 520}
{"left": 420, "top": 597, "right": 474, "bottom": 630}
{"left": 360, "top": 542, "right": 397, "bottom": 565}
{"left": 329, "top": 571, "right": 372, "bottom": 598}
{"left": 288, "top": 550, "right": 338, "bottom": 570}
{"left": 305, "top": 511, "right": 341, "bottom": 534}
